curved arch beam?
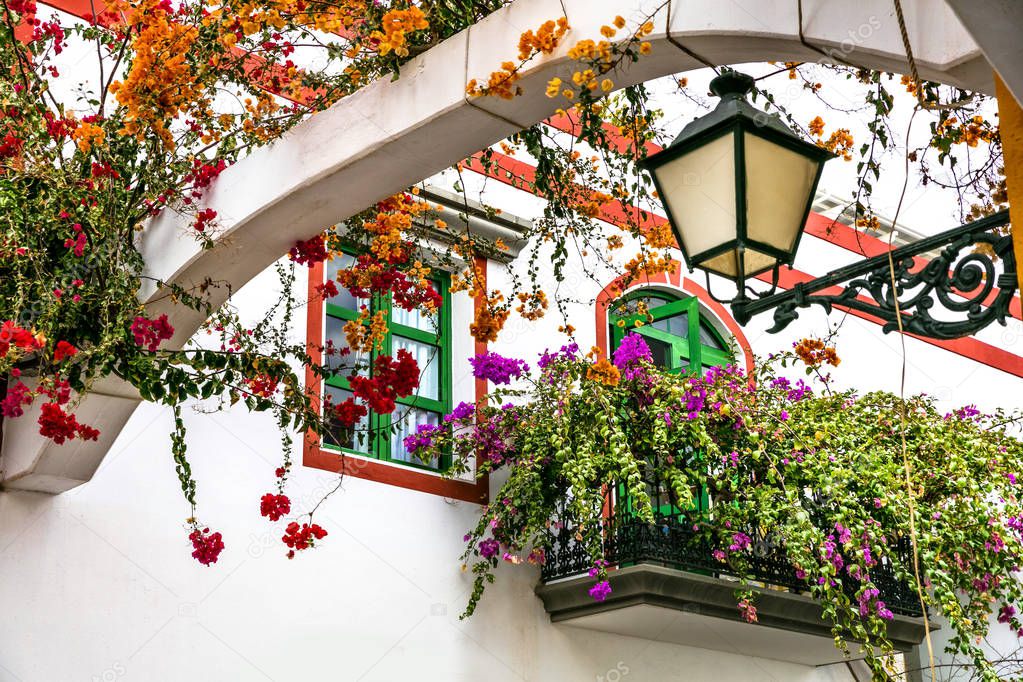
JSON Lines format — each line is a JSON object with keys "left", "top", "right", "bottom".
{"left": 141, "top": 0, "right": 989, "bottom": 337}
{"left": 2, "top": 0, "right": 991, "bottom": 491}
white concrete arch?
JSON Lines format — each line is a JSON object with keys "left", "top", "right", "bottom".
{"left": 2, "top": 0, "right": 995, "bottom": 491}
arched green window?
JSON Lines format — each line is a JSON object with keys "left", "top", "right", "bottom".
{"left": 609, "top": 290, "right": 730, "bottom": 375}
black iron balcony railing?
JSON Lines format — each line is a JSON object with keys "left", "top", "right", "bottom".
{"left": 540, "top": 492, "right": 924, "bottom": 618}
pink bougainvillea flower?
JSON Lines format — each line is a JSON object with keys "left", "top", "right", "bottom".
{"left": 189, "top": 527, "right": 225, "bottom": 566}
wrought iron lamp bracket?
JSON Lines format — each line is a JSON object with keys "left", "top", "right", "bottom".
{"left": 728, "top": 210, "right": 1016, "bottom": 341}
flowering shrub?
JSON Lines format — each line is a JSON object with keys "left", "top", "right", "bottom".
{"left": 0, "top": 0, "right": 519, "bottom": 564}
{"left": 411, "top": 340, "right": 1023, "bottom": 677}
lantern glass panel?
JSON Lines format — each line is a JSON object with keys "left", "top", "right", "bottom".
{"left": 654, "top": 133, "right": 736, "bottom": 258}
{"left": 700, "top": 250, "right": 739, "bottom": 277}
{"left": 700, "top": 247, "right": 777, "bottom": 278}
{"left": 743, "top": 132, "right": 821, "bottom": 254}
{"left": 742, "top": 248, "right": 780, "bottom": 276}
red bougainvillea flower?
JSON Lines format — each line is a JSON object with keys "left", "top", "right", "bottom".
{"left": 184, "top": 158, "right": 227, "bottom": 189}
{"left": 315, "top": 279, "right": 339, "bottom": 299}
{"left": 282, "top": 521, "right": 327, "bottom": 557}
{"left": 244, "top": 374, "right": 279, "bottom": 398}
{"left": 332, "top": 397, "right": 367, "bottom": 428}
{"left": 189, "top": 527, "right": 225, "bottom": 566}
{"left": 53, "top": 340, "right": 78, "bottom": 362}
{"left": 41, "top": 378, "right": 73, "bottom": 406}
{"left": 63, "top": 224, "right": 87, "bottom": 257}
{"left": 288, "top": 234, "right": 328, "bottom": 266}
{"left": 260, "top": 493, "right": 291, "bottom": 522}
{"left": 348, "top": 348, "right": 420, "bottom": 415}
{"left": 130, "top": 314, "right": 174, "bottom": 352}
{"left": 90, "top": 161, "right": 120, "bottom": 180}
{"left": 0, "top": 320, "right": 44, "bottom": 356}
{"left": 0, "top": 132, "right": 23, "bottom": 158}
{"left": 192, "top": 208, "right": 217, "bottom": 232}
{"left": 37, "top": 402, "right": 100, "bottom": 444}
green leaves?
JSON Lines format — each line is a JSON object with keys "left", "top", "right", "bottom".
{"left": 170, "top": 404, "right": 197, "bottom": 510}
{"left": 436, "top": 349, "right": 1023, "bottom": 677}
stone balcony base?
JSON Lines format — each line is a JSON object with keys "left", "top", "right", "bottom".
{"left": 535, "top": 565, "right": 933, "bottom": 666}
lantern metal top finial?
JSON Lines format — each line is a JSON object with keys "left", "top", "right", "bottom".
{"left": 667, "top": 69, "right": 794, "bottom": 144}
{"left": 708, "top": 69, "right": 755, "bottom": 99}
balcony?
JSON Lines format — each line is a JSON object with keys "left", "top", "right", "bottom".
{"left": 535, "top": 492, "right": 931, "bottom": 666}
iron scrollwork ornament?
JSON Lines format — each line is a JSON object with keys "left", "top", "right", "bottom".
{"left": 732, "top": 210, "right": 1016, "bottom": 340}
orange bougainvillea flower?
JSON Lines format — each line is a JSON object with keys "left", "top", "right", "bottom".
{"left": 344, "top": 309, "right": 388, "bottom": 353}
{"left": 470, "top": 294, "right": 510, "bottom": 343}
{"left": 467, "top": 18, "right": 569, "bottom": 99}
{"left": 794, "top": 338, "right": 841, "bottom": 368}
{"left": 586, "top": 357, "right": 620, "bottom": 386}
{"left": 623, "top": 251, "right": 674, "bottom": 282}
{"left": 516, "top": 290, "right": 548, "bottom": 321}
{"left": 71, "top": 121, "right": 104, "bottom": 153}
{"left": 371, "top": 6, "right": 429, "bottom": 58}
{"left": 807, "top": 116, "right": 853, "bottom": 161}
{"left": 108, "top": 0, "right": 202, "bottom": 150}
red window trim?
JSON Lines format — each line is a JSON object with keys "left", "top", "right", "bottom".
{"left": 303, "top": 258, "right": 489, "bottom": 504}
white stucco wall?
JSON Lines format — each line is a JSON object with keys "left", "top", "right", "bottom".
{"left": 0, "top": 448, "right": 851, "bottom": 681}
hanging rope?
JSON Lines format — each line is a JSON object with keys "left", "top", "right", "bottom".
{"left": 886, "top": 104, "right": 938, "bottom": 682}
{"left": 892, "top": 0, "right": 975, "bottom": 110}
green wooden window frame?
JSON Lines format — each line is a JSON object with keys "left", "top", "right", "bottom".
{"left": 609, "top": 290, "right": 730, "bottom": 375}
{"left": 609, "top": 290, "right": 730, "bottom": 518}
{"left": 321, "top": 253, "right": 452, "bottom": 472}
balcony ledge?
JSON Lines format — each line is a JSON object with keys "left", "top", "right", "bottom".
{"left": 535, "top": 565, "right": 933, "bottom": 666}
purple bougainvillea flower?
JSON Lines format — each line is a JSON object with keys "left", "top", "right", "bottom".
{"left": 612, "top": 334, "right": 652, "bottom": 369}
{"left": 403, "top": 423, "right": 442, "bottom": 455}
{"left": 588, "top": 580, "right": 612, "bottom": 602}
{"left": 470, "top": 352, "right": 529, "bottom": 385}
{"left": 478, "top": 538, "right": 500, "bottom": 559}
{"left": 445, "top": 401, "right": 476, "bottom": 423}
{"left": 537, "top": 343, "right": 579, "bottom": 369}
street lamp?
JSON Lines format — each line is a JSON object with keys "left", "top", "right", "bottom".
{"left": 640, "top": 69, "right": 832, "bottom": 287}
{"left": 640, "top": 69, "right": 1017, "bottom": 341}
